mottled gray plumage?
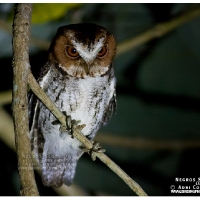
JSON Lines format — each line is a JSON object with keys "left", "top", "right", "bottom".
{"left": 29, "top": 23, "right": 116, "bottom": 187}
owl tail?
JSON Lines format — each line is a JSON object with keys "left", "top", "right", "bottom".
{"left": 41, "top": 153, "right": 77, "bottom": 187}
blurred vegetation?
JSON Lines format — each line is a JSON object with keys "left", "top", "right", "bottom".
{"left": 32, "top": 3, "right": 81, "bottom": 23}
{"left": 0, "top": 3, "right": 200, "bottom": 196}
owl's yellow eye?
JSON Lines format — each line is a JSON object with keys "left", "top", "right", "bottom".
{"left": 97, "top": 46, "right": 107, "bottom": 57}
{"left": 66, "top": 46, "right": 79, "bottom": 58}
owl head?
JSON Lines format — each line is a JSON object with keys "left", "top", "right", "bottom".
{"left": 48, "top": 23, "right": 116, "bottom": 78}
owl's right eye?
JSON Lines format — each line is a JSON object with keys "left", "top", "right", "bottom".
{"left": 66, "top": 46, "right": 79, "bottom": 58}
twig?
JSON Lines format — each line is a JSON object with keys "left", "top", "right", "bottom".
{"left": 12, "top": 3, "right": 39, "bottom": 196}
{"left": 97, "top": 153, "right": 146, "bottom": 196}
{"left": 28, "top": 71, "right": 147, "bottom": 196}
{"left": 96, "top": 133, "right": 200, "bottom": 150}
{"left": 117, "top": 6, "right": 200, "bottom": 55}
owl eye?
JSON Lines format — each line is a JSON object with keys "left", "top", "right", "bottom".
{"left": 66, "top": 46, "right": 79, "bottom": 58}
{"left": 97, "top": 46, "right": 107, "bottom": 57}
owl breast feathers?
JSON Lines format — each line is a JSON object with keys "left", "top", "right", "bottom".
{"left": 29, "top": 23, "right": 117, "bottom": 187}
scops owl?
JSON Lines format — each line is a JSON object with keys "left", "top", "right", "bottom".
{"left": 29, "top": 23, "right": 116, "bottom": 187}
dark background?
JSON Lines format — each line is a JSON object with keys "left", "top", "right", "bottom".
{"left": 0, "top": 3, "right": 200, "bottom": 196}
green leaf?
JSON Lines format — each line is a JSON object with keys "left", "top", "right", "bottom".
{"left": 32, "top": 3, "right": 81, "bottom": 24}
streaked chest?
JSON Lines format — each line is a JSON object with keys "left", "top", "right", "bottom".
{"left": 39, "top": 65, "right": 115, "bottom": 136}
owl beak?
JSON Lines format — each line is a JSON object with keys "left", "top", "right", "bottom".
{"left": 84, "top": 64, "right": 90, "bottom": 74}
{"left": 84, "top": 59, "right": 93, "bottom": 74}
{"left": 85, "top": 59, "right": 93, "bottom": 65}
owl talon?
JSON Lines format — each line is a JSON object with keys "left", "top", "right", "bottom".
{"left": 56, "top": 112, "right": 86, "bottom": 139}
{"left": 77, "top": 124, "right": 86, "bottom": 130}
{"left": 85, "top": 141, "right": 106, "bottom": 161}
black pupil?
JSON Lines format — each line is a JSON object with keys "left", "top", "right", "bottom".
{"left": 71, "top": 48, "right": 76, "bottom": 54}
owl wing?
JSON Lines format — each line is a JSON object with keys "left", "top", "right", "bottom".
{"left": 28, "top": 93, "right": 45, "bottom": 165}
{"left": 28, "top": 91, "right": 37, "bottom": 130}
{"left": 29, "top": 63, "right": 78, "bottom": 187}
{"left": 102, "top": 89, "right": 117, "bottom": 126}
{"left": 28, "top": 61, "right": 50, "bottom": 128}
{"left": 28, "top": 62, "right": 50, "bottom": 163}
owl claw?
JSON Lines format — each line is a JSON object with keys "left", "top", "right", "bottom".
{"left": 52, "top": 111, "right": 86, "bottom": 139}
{"left": 83, "top": 141, "right": 106, "bottom": 161}
{"left": 56, "top": 112, "right": 86, "bottom": 139}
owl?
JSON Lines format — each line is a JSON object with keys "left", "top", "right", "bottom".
{"left": 29, "top": 23, "right": 116, "bottom": 187}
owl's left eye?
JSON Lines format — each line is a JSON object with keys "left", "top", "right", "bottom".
{"left": 66, "top": 46, "right": 79, "bottom": 58}
{"left": 97, "top": 46, "right": 107, "bottom": 57}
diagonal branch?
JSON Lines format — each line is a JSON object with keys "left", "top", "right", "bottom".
{"left": 28, "top": 72, "right": 147, "bottom": 196}
{"left": 117, "top": 5, "right": 200, "bottom": 55}
{"left": 12, "top": 3, "right": 39, "bottom": 196}
{"left": 96, "top": 133, "right": 200, "bottom": 150}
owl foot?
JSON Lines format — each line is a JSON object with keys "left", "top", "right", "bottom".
{"left": 52, "top": 111, "right": 86, "bottom": 139}
{"left": 83, "top": 141, "right": 106, "bottom": 161}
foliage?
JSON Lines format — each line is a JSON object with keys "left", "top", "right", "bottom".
{"left": 32, "top": 3, "right": 81, "bottom": 24}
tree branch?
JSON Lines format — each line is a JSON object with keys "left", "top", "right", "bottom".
{"left": 96, "top": 133, "right": 200, "bottom": 150}
{"left": 28, "top": 71, "right": 147, "bottom": 196}
{"left": 117, "top": 6, "right": 200, "bottom": 55}
{"left": 12, "top": 3, "right": 39, "bottom": 196}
